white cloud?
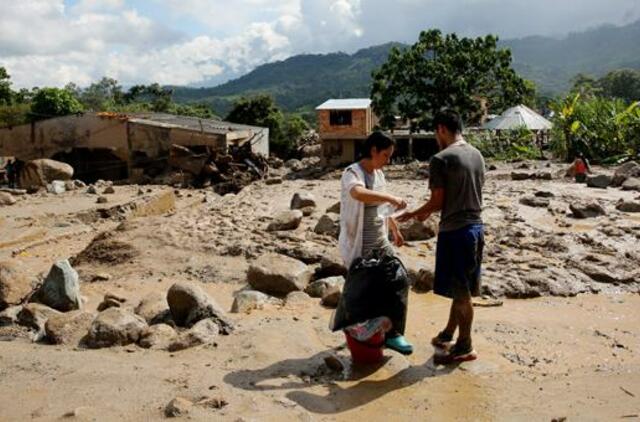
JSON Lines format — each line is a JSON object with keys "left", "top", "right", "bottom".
{"left": 1, "top": 0, "right": 639, "bottom": 88}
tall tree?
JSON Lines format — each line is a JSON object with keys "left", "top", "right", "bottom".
{"left": 0, "top": 67, "right": 12, "bottom": 105}
{"left": 31, "top": 87, "right": 84, "bottom": 119}
{"left": 371, "top": 29, "right": 534, "bottom": 130}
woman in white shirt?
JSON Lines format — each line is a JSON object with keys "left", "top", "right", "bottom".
{"left": 338, "top": 131, "right": 413, "bottom": 355}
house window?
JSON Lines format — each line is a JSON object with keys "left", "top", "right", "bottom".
{"left": 329, "top": 110, "right": 352, "bottom": 126}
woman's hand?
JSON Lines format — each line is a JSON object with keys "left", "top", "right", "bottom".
{"left": 387, "top": 195, "right": 407, "bottom": 210}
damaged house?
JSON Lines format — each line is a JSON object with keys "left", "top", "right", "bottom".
{"left": 0, "top": 112, "right": 269, "bottom": 191}
{"left": 316, "top": 98, "right": 439, "bottom": 166}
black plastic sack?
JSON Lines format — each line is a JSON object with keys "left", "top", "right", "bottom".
{"left": 330, "top": 254, "right": 409, "bottom": 334}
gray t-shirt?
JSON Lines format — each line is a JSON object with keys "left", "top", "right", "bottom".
{"left": 429, "top": 141, "right": 485, "bottom": 232}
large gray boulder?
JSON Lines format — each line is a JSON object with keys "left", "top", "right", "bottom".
{"left": 168, "top": 318, "right": 219, "bottom": 352}
{"left": 32, "top": 260, "right": 81, "bottom": 312}
{"left": 166, "top": 282, "right": 232, "bottom": 331}
{"left": 45, "top": 311, "right": 95, "bottom": 345}
{"left": 247, "top": 253, "right": 313, "bottom": 296}
{"left": 267, "top": 210, "right": 303, "bottom": 231}
{"left": 570, "top": 202, "right": 606, "bottom": 219}
{"left": 612, "top": 161, "right": 640, "bottom": 186}
{"left": 586, "top": 174, "right": 612, "bottom": 189}
{"left": 0, "top": 192, "right": 16, "bottom": 206}
{"left": 290, "top": 192, "right": 317, "bottom": 210}
{"left": 19, "top": 159, "right": 73, "bottom": 190}
{"left": 86, "top": 307, "right": 148, "bottom": 348}
{"left": 314, "top": 214, "right": 340, "bottom": 238}
{"left": 0, "top": 261, "right": 33, "bottom": 311}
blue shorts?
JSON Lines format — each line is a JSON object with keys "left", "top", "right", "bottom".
{"left": 434, "top": 224, "right": 484, "bottom": 299}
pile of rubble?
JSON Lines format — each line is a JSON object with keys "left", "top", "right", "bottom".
{"left": 167, "top": 143, "right": 269, "bottom": 195}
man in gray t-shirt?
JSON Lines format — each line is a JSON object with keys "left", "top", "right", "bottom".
{"left": 398, "top": 110, "right": 485, "bottom": 364}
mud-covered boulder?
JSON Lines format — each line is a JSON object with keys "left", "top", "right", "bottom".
{"left": 399, "top": 219, "right": 438, "bottom": 241}
{"left": 32, "top": 260, "right": 81, "bottom": 312}
{"left": 166, "top": 282, "right": 232, "bottom": 331}
{"left": 616, "top": 200, "right": 640, "bottom": 213}
{"left": 17, "top": 303, "right": 62, "bottom": 333}
{"left": 45, "top": 311, "right": 95, "bottom": 345}
{"left": 19, "top": 159, "right": 73, "bottom": 190}
{"left": 622, "top": 178, "right": 640, "bottom": 192}
{"left": 519, "top": 196, "right": 550, "bottom": 208}
{"left": 86, "top": 307, "right": 147, "bottom": 348}
{"left": 247, "top": 253, "right": 313, "bottom": 296}
{"left": 0, "top": 261, "right": 33, "bottom": 311}
{"left": 267, "top": 210, "right": 303, "bottom": 231}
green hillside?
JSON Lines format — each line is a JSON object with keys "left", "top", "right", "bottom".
{"left": 172, "top": 21, "right": 640, "bottom": 113}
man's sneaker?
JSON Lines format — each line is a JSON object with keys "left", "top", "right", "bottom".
{"left": 431, "top": 331, "right": 455, "bottom": 349}
{"left": 434, "top": 342, "right": 477, "bottom": 365}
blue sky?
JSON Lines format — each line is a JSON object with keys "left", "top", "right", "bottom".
{"left": 2, "top": 0, "right": 639, "bottom": 89}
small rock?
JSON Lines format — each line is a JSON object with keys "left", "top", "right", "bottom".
{"left": 305, "top": 276, "right": 345, "bottom": 298}
{"left": 622, "top": 177, "right": 640, "bottom": 192}
{"left": 285, "top": 291, "right": 312, "bottom": 306}
{"left": 612, "top": 161, "right": 640, "bottom": 186}
{"left": 265, "top": 177, "right": 283, "bottom": 185}
{"left": 0, "top": 192, "right": 17, "bottom": 206}
{"left": 300, "top": 206, "right": 315, "bottom": 217}
{"left": 168, "top": 318, "right": 219, "bottom": 351}
{"left": 411, "top": 268, "right": 435, "bottom": 292}
{"left": 534, "top": 191, "right": 555, "bottom": 198}
{"left": 313, "top": 214, "right": 340, "bottom": 238}
{"left": 86, "top": 185, "right": 98, "bottom": 195}
{"left": 46, "top": 180, "right": 66, "bottom": 195}
{"left": 32, "top": 260, "right": 81, "bottom": 312}
{"left": 135, "top": 292, "right": 170, "bottom": 325}
{"left": 138, "top": 323, "right": 177, "bottom": 349}
{"left": 0, "top": 305, "right": 22, "bottom": 326}
{"left": 231, "top": 290, "right": 274, "bottom": 314}
{"left": 315, "top": 253, "right": 347, "bottom": 279}
{"left": 197, "top": 396, "right": 228, "bottom": 409}
{"left": 0, "top": 261, "right": 33, "bottom": 310}
{"left": 399, "top": 219, "right": 437, "bottom": 241}
{"left": 96, "top": 196, "right": 108, "bottom": 204}
{"left": 291, "top": 192, "right": 317, "bottom": 210}
{"left": 91, "top": 273, "right": 111, "bottom": 282}
{"left": 616, "top": 200, "right": 640, "bottom": 213}
{"left": 326, "top": 201, "right": 340, "bottom": 214}
{"left": 267, "top": 210, "right": 303, "bottom": 231}
{"left": 103, "top": 186, "right": 115, "bottom": 194}
{"left": 519, "top": 196, "right": 550, "bottom": 208}
{"left": 321, "top": 286, "right": 341, "bottom": 308}
{"left": 535, "top": 171, "right": 553, "bottom": 180}
{"left": 570, "top": 202, "right": 606, "bottom": 219}
{"left": 165, "top": 397, "right": 193, "bottom": 418}
{"left": 17, "top": 303, "right": 61, "bottom": 338}
{"left": 511, "top": 172, "right": 533, "bottom": 181}
{"left": 64, "top": 180, "right": 77, "bottom": 191}
{"left": 97, "top": 293, "right": 126, "bottom": 312}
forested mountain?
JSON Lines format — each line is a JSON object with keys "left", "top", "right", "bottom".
{"left": 172, "top": 21, "right": 640, "bottom": 114}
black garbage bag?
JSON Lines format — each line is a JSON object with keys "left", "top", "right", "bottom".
{"left": 330, "top": 254, "right": 410, "bottom": 334}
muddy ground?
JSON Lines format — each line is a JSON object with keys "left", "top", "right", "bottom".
{"left": 0, "top": 161, "right": 639, "bottom": 421}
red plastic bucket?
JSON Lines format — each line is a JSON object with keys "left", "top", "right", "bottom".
{"left": 345, "top": 331, "right": 384, "bottom": 364}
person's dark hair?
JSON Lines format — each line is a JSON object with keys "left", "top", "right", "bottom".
{"left": 362, "top": 131, "right": 395, "bottom": 158}
{"left": 433, "top": 110, "right": 463, "bottom": 134}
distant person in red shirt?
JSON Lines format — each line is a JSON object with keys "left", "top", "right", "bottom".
{"left": 567, "top": 153, "right": 591, "bottom": 183}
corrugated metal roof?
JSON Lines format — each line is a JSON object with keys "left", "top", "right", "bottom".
{"left": 126, "top": 112, "right": 266, "bottom": 135}
{"left": 316, "top": 99, "right": 372, "bottom": 110}
{"left": 483, "top": 105, "right": 552, "bottom": 131}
